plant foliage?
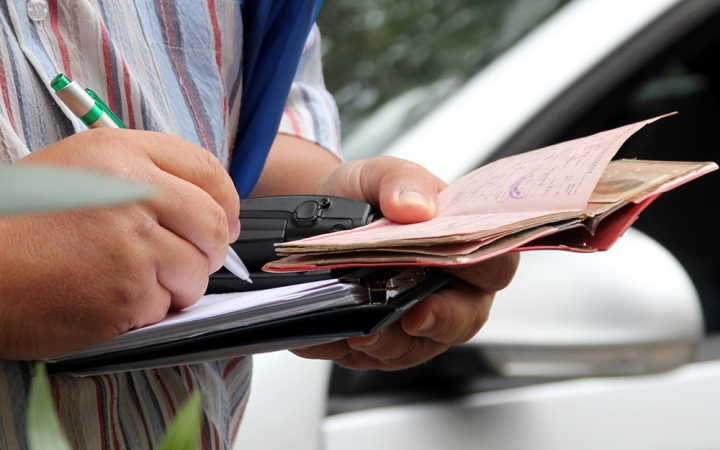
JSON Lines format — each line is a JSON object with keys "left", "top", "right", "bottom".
{"left": 158, "top": 391, "right": 203, "bottom": 450}
{"left": 27, "top": 363, "right": 204, "bottom": 450}
{"left": 0, "top": 165, "right": 154, "bottom": 215}
{"left": 26, "top": 363, "right": 72, "bottom": 450}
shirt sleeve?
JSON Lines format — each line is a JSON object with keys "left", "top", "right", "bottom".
{"left": 0, "top": 117, "right": 30, "bottom": 163}
{"left": 278, "top": 24, "right": 343, "bottom": 161}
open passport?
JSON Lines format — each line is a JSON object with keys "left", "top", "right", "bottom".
{"left": 47, "top": 115, "right": 717, "bottom": 375}
{"left": 265, "top": 115, "right": 718, "bottom": 271}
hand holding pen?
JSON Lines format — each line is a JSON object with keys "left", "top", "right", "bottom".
{"left": 51, "top": 74, "right": 251, "bottom": 284}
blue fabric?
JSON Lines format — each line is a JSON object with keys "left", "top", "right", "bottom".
{"left": 230, "top": 0, "right": 324, "bottom": 198}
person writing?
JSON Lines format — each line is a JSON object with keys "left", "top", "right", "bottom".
{"left": 0, "top": 1, "right": 518, "bottom": 448}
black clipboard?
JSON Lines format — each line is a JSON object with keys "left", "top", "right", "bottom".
{"left": 47, "top": 268, "right": 453, "bottom": 376}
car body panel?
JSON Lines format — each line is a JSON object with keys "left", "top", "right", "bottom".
{"left": 324, "top": 359, "right": 720, "bottom": 450}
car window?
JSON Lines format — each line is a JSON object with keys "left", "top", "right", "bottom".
{"left": 542, "top": 7, "right": 720, "bottom": 333}
{"left": 317, "top": 0, "right": 573, "bottom": 160}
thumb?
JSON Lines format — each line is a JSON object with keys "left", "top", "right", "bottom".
{"left": 320, "top": 156, "right": 447, "bottom": 224}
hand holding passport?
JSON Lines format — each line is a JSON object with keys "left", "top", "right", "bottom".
{"left": 267, "top": 115, "right": 717, "bottom": 271}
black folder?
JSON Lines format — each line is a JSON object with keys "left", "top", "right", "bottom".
{"left": 46, "top": 268, "right": 452, "bottom": 376}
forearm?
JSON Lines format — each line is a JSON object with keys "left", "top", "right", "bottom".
{"left": 249, "top": 134, "right": 342, "bottom": 197}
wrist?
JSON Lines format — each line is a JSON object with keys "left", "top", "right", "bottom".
{"left": 250, "top": 134, "right": 341, "bottom": 197}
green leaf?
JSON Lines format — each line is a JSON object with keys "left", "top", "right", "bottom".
{"left": 158, "top": 390, "right": 203, "bottom": 450}
{"left": 26, "top": 363, "right": 72, "bottom": 450}
{"left": 0, "top": 165, "right": 155, "bottom": 215}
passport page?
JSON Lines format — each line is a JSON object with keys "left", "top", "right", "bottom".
{"left": 280, "top": 116, "right": 665, "bottom": 252}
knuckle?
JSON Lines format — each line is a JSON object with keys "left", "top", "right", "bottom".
{"left": 102, "top": 211, "right": 159, "bottom": 306}
{"left": 454, "top": 294, "right": 494, "bottom": 344}
{"left": 117, "top": 282, "right": 172, "bottom": 331}
{"left": 334, "top": 351, "right": 365, "bottom": 368}
{"left": 384, "top": 341, "right": 449, "bottom": 371}
{"left": 147, "top": 291, "right": 173, "bottom": 325}
{"left": 208, "top": 204, "right": 230, "bottom": 256}
{"left": 485, "top": 253, "right": 521, "bottom": 292}
{"left": 449, "top": 253, "right": 520, "bottom": 293}
{"left": 196, "top": 254, "right": 211, "bottom": 280}
{"left": 99, "top": 212, "right": 149, "bottom": 269}
{"left": 129, "top": 285, "right": 172, "bottom": 330}
{"left": 130, "top": 207, "right": 158, "bottom": 242}
{"left": 198, "top": 148, "right": 226, "bottom": 188}
{"left": 424, "top": 288, "right": 493, "bottom": 345}
{"left": 111, "top": 262, "right": 156, "bottom": 313}
{"left": 472, "top": 306, "right": 491, "bottom": 334}
{"left": 187, "top": 257, "right": 211, "bottom": 296}
{"left": 460, "top": 307, "right": 491, "bottom": 344}
{"left": 431, "top": 298, "right": 459, "bottom": 339}
{"left": 383, "top": 340, "right": 421, "bottom": 368}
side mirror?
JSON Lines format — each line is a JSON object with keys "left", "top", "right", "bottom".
{"left": 468, "top": 228, "right": 703, "bottom": 377}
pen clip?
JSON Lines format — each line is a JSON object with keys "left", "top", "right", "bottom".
{"left": 85, "top": 88, "right": 127, "bottom": 129}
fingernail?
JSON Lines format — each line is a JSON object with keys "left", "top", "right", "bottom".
{"left": 398, "top": 190, "right": 430, "bottom": 208}
{"left": 230, "top": 219, "right": 241, "bottom": 242}
{"left": 418, "top": 312, "right": 437, "bottom": 333}
{"left": 360, "top": 332, "right": 381, "bottom": 348}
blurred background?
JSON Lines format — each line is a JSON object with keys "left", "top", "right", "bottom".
{"left": 317, "top": 0, "right": 571, "bottom": 159}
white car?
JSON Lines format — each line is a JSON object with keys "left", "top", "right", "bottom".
{"left": 237, "top": 0, "right": 720, "bottom": 448}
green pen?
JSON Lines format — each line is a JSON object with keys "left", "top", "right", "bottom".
{"left": 49, "top": 73, "right": 253, "bottom": 283}
{"left": 50, "top": 73, "right": 126, "bottom": 129}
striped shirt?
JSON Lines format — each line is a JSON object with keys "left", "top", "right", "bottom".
{"left": 0, "top": 1, "right": 340, "bottom": 449}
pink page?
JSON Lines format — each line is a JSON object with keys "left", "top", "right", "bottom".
{"left": 437, "top": 116, "right": 665, "bottom": 216}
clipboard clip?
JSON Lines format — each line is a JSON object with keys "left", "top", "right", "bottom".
{"left": 339, "top": 267, "right": 438, "bottom": 305}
